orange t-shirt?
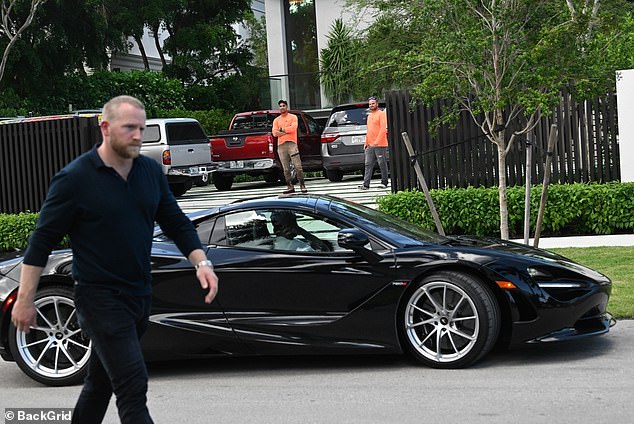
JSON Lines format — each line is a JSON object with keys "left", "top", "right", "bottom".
{"left": 365, "top": 109, "right": 388, "bottom": 147}
{"left": 272, "top": 113, "right": 298, "bottom": 145}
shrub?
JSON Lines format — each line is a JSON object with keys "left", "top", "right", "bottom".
{"left": 377, "top": 182, "right": 634, "bottom": 238}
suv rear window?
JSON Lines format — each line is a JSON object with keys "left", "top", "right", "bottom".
{"left": 325, "top": 104, "right": 385, "bottom": 128}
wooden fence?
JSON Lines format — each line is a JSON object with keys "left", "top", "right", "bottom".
{"left": 0, "top": 116, "right": 100, "bottom": 214}
{"left": 385, "top": 90, "right": 620, "bottom": 192}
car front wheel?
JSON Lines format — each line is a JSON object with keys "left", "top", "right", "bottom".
{"left": 401, "top": 271, "right": 500, "bottom": 368}
{"left": 8, "top": 285, "right": 91, "bottom": 386}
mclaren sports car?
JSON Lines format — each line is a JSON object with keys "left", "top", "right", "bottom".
{"left": 0, "top": 194, "right": 614, "bottom": 386}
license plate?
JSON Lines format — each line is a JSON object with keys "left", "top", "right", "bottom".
{"left": 229, "top": 161, "right": 244, "bottom": 169}
{"left": 351, "top": 136, "right": 364, "bottom": 144}
{"left": 189, "top": 166, "right": 199, "bottom": 174}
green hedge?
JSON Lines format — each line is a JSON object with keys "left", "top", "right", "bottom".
{"left": 377, "top": 182, "right": 634, "bottom": 238}
{"left": 0, "top": 213, "right": 39, "bottom": 252}
{"left": 2, "top": 182, "right": 633, "bottom": 252}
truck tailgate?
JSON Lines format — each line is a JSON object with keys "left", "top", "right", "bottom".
{"left": 169, "top": 143, "right": 212, "bottom": 166}
{"left": 211, "top": 133, "right": 273, "bottom": 161}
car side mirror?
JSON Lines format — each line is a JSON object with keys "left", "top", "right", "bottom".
{"left": 338, "top": 229, "right": 382, "bottom": 264}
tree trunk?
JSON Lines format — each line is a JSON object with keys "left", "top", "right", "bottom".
{"left": 134, "top": 35, "right": 150, "bottom": 70}
{"left": 496, "top": 141, "right": 510, "bottom": 240}
{"left": 152, "top": 25, "right": 167, "bottom": 68}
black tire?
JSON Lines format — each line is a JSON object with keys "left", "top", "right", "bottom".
{"left": 170, "top": 181, "right": 191, "bottom": 197}
{"left": 213, "top": 173, "right": 234, "bottom": 191}
{"left": 263, "top": 172, "right": 281, "bottom": 183}
{"left": 399, "top": 271, "right": 500, "bottom": 369}
{"left": 326, "top": 169, "right": 344, "bottom": 182}
{"left": 8, "top": 285, "right": 91, "bottom": 386}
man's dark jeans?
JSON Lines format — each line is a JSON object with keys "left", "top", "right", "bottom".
{"left": 72, "top": 284, "right": 153, "bottom": 424}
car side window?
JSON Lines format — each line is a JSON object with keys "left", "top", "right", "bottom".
{"left": 213, "top": 209, "right": 361, "bottom": 253}
{"left": 305, "top": 115, "right": 320, "bottom": 134}
{"left": 294, "top": 113, "right": 307, "bottom": 135}
{"left": 142, "top": 125, "right": 161, "bottom": 143}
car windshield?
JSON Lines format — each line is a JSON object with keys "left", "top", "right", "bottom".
{"left": 327, "top": 197, "right": 448, "bottom": 246}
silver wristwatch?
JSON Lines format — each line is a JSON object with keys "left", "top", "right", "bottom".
{"left": 195, "top": 259, "right": 213, "bottom": 270}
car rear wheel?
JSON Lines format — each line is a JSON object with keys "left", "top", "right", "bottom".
{"left": 400, "top": 271, "right": 500, "bottom": 368}
{"left": 170, "top": 180, "right": 192, "bottom": 197}
{"left": 326, "top": 169, "right": 344, "bottom": 182}
{"left": 213, "top": 173, "right": 234, "bottom": 191}
{"left": 8, "top": 286, "right": 91, "bottom": 386}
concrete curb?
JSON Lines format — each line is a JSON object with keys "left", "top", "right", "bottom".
{"left": 511, "top": 234, "right": 634, "bottom": 249}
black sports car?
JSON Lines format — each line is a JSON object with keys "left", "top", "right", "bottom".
{"left": 0, "top": 194, "right": 614, "bottom": 386}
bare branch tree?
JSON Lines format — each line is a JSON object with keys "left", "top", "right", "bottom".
{"left": 0, "top": 0, "right": 46, "bottom": 83}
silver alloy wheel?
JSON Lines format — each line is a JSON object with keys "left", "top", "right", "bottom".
{"left": 14, "top": 294, "right": 91, "bottom": 380}
{"left": 404, "top": 281, "right": 479, "bottom": 363}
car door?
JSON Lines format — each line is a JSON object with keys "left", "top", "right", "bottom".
{"left": 295, "top": 113, "right": 322, "bottom": 169}
{"left": 206, "top": 207, "right": 401, "bottom": 355}
{"left": 142, "top": 215, "right": 247, "bottom": 359}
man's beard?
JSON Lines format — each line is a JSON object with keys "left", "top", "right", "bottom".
{"left": 111, "top": 137, "right": 141, "bottom": 159}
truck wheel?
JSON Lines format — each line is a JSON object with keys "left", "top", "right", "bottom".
{"left": 213, "top": 173, "right": 234, "bottom": 191}
{"left": 169, "top": 180, "right": 192, "bottom": 197}
{"left": 263, "top": 173, "right": 281, "bottom": 183}
{"left": 326, "top": 169, "right": 344, "bottom": 182}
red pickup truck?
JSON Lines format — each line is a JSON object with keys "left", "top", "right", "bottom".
{"left": 210, "top": 110, "right": 323, "bottom": 191}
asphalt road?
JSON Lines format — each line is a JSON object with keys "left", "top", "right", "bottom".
{"left": 1, "top": 320, "right": 632, "bottom": 424}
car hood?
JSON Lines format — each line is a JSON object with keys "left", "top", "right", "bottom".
{"left": 442, "top": 235, "right": 609, "bottom": 282}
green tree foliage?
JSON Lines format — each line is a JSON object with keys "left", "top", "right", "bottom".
{"left": 346, "top": 0, "right": 634, "bottom": 239}
{"left": 243, "top": 12, "right": 268, "bottom": 70}
{"left": 161, "top": 0, "right": 253, "bottom": 85}
{"left": 0, "top": 0, "right": 127, "bottom": 112}
{"left": 0, "top": 0, "right": 47, "bottom": 84}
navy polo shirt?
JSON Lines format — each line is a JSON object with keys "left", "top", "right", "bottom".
{"left": 24, "top": 145, "right": 203, "bottom": 295}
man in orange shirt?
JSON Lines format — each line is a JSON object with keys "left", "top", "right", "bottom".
{"left": 359, "top": 96, "right": 388, "bottom": 190}
{"left": 272, "top": 100, "right": 307, "bottom": 194}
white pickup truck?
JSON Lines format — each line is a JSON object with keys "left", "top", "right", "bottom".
{"left": 141, "top": 118, "right": 215, "bottom": 196}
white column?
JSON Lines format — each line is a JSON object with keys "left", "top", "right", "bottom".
{"left": 265, "top": 0, "right": 289, "bottom": 108}
{"left": 616, "top": 69, "right": 634, "bottom": 182}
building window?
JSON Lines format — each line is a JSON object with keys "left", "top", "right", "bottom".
{"left": 284, "top": 0, "right": 320, "bottom": 109}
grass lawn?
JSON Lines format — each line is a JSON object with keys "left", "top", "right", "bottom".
{"left": 549, "top": 246, "right": 634, "bottom": 320}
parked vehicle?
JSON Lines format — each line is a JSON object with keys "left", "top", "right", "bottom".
{"left": 140, "top": 118, "right": 215, "bottom": 196}
{"left": 210, "top": 110, "right": 323, "bottom": 191}
{"left": 321, "top": 102, "right": 387, "bottom": 182}
{"left": 0, "top": 194, "right": 614, "bottom": 386}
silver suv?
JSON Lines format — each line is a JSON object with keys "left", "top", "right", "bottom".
{"left": 320, "top": 102, "right": 386, "bottom": 182}
{"left": 141, "top": 118, "right": 214, "bottom": 196}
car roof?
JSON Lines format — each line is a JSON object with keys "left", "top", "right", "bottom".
{"left": 329, "top": 102, "right": 386, "bottom": 112}
{"left": 145, "top": 118, "right": 200, "bottom": 124}
{"left": 232, "top": 110, "right": 303, "bottom": 117}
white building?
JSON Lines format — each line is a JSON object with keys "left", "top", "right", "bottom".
{"left": 264, "top": 0, "right": 372, "bottom": 110}
{"left": 110, "top": 0, "right": 266, "bottom": 72}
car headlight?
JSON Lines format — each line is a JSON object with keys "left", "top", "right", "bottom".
{"left": 528, "top": 267, "right": 585, "bottom": 288}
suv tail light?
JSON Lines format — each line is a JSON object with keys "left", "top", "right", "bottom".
{"left": 162, "top": 150, "right": 172, "bottom": 165}
{"left": 321, "top": 133, "right": 340, "bottom": 143}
